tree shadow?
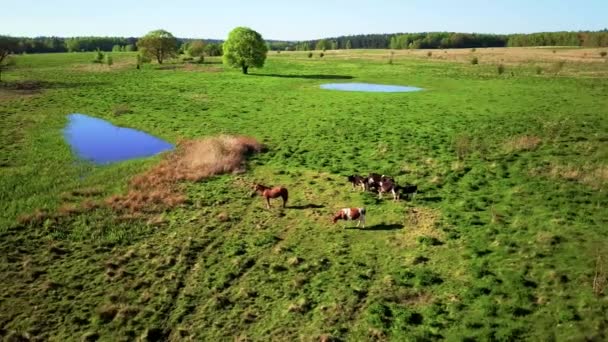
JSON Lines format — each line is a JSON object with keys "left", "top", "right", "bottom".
{"left": 290, "top": 203, "right": 325, "bottom": 210}
{"left": 1, "top": 80, "right": 108, "bottom": 91}
{"left": 250, "top": 73, "right": 354, "bottom": 80}
{"left": 349, "top": 224, "right": 404, "bottom": 231}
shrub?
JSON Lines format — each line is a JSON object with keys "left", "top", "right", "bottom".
{"left": 471, "top": 57, "right": 478, "bottom": 65}
{"left": 93, "top": 49, "right": 104, "bottom": 63}
{"left": 319, "top": 52, "right": 324, "bottom": 58}
{"left": 427, "top": 51, "right": 432, "bottom": 57}
{"left": 497, "top": 64, "right": 505, "bottom": 75}
{"left": 470, "top": 48, "right": 476, "bottom": 52}
{"left": 106, "top": 55, "right": 113, "bottom": 67}
{"left": 600, "top": 51, "right": 607, "bottom": 57}
{"left": 307, "top": 52, "right": 313, "bottom": 58}
{"left": 535, "top": 66, "right": 543, "bottom": 75}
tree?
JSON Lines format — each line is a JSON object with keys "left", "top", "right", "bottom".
{"left": 345, "top": 40, "right": 352, "bottom": 49}
{"left": 222, "top": 27, "right": 267, "bottom": 74}
{"left": 0, "top": 36, "right": 19, "bottom": 82}
{"left": 316, "top": 39, "right": 329, "bottom": 51}
{"left": 188, "top": 40, "right": 205, "bottom": 59}
{"left": 136, "top": 29, "right": 178, "bottom": 64}
{"left": 204, "top": 43, "right": 222, "bottom": 56}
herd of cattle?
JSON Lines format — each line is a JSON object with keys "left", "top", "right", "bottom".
{"left": 252, "top": 172, "right": 418, "bottom": 228}
{"left": 347, "top": 172, "right": 418, "bottom": 201}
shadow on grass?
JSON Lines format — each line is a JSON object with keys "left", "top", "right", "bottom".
{"left": 349, "top": 223, "right": 404, "bottom": 231}
{"left": 250, "top": 73, "right": 354, "bottom": 80}
{"left": 290, "top": 203, "right": 325, "bottom": 210}
{"left": 1, "top": 80, "right": 107, "bottom": 91}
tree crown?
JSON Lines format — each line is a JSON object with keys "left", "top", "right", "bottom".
{"left": 222, "top": 27, "right": 267, "bottom": 72}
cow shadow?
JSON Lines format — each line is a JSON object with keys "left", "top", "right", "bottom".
{"left": 290, "top": 203, "right": 325, "bottom": 210}
{"left": 350, "top": 224, "right": 404, "bottom": 231}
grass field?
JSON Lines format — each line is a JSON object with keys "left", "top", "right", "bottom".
{"left": 1, "top": 48, "right": 607, "bottom": 341}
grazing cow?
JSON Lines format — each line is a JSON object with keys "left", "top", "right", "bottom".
{"left": 396, "top": 184, "right": 418, "bottom": 201}
{"left": 366, "top": 173, "right": 383, "bottom": 192}
{"left": 332, "top": 207, "right": 366, "bottom": 228}
{"left": 378, "top": 178, "right": 399, "bottom": 201}
{"left": 251, "top": 184, "right": 288, "bottom": 209}
{"left": 347, "top": 175, "right": 366, "bottom": 191}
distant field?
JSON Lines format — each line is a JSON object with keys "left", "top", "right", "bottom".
{"left": 1, "top": 48, "right": 607, "bottom": 341}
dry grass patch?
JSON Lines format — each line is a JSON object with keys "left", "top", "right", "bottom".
{"left": 536, "top": 163, "right": 608, "bottom": 190}
{"left": 106, "top": 135, "right": 264, "bottom": 214}
{"left": 504, "top": 135, "right": 541, "bottom": 152}
{"left": 396, "top": 207, "right": 444, "bottom": 247}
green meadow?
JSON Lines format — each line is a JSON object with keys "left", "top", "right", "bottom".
{"left": 1, "top": 49, "right": 607, "bottom": 341}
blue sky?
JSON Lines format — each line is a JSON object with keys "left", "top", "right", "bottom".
{"left": 3, "top": 0, "right": 607, "bottom": 40}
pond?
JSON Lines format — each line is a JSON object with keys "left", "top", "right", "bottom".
{"left": 64, "top": 114, "right": 173, "bottom": 164}
{"left": 320, "top": 83, "right": 423, "bottom": 93}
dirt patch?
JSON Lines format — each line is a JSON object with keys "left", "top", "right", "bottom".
{"left": 72, "top": 60, "right": 133, "bottom": 72}
{"left": 106, "top": 135, "right": 264, "bottom": 214}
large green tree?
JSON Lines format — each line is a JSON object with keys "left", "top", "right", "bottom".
{"left": 136, "top": 29, "right": 178, "bottom": 64}
{"left": 222, "top": 27, "right": 267, "bottom": 74}
{"left": 0, "top": 36, "right": 19, "bottom": 82}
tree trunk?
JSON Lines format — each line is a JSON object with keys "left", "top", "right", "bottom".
{"left": 242, "top": 65, "right": 248, "bottom": 74}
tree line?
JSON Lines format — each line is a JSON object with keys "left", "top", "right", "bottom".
{"left": 1, "top": 30, "right": 607, "bottom": 56}
{"left": 0, "top": 35, "right": 224, "bottom": 55}
{"left": 291, "top": 30, "right": 608, "bottom": 50}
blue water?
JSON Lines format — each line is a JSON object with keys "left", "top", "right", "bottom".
{"left": 64, "top": 114, "right": 174, "bottom": 164}
{"left": 320, "top": 83, "right": 422, "bottom": 93}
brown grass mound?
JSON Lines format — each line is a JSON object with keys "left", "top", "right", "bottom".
{"left": 106, "top": 135, "right": 264, "bottom": 213}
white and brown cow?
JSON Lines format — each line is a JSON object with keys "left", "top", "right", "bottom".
{"left": 332, "top": 207, "right": 366, "bottom": 228}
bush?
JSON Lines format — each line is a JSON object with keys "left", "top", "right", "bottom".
{"left": 106, "top": 55, "right": 113, "bottom": 67}
{"left": 307, "top": 52, "right": 313, "bottom": 58}
{"left": 600, "top": 51, "right": 607, "bottom": 57}
{"left": 93, "top": 49, "right": 104, "bottom": 64}
{"left": 535, "top": 66, "right": 543, "bottom": 75}
{"left": 470, "top": 48, "right": 476, "bottom": 52}
{"left": 319, "top": 52, "right": 324, "bottom": 58}
{"left": 471, "top": 57, "right": 479, "bottom": 65}
{"left": 427, "top": 51, "right": 432, "bottom": 57}
{"left": 497, "top": 64, "right": 505, "bottom": 75}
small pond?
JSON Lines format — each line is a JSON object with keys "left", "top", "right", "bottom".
{"left": 64, "top": 114, "right": 173, "bottom": 164}
{"left": 320, "top": 83, "right": 422, "bottom": 93}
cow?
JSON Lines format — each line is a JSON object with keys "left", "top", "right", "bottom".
{"left": 332, "top": 207, "right": 366, "bottom": 228}
{"left": 347, "top": 175, "right": 366, "bottom": 191}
